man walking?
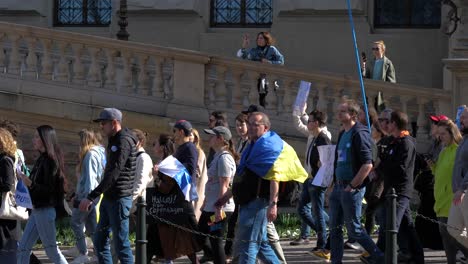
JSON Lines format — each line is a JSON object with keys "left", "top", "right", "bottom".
{"left": 376, "top": 110, "right": 424, "bottom": 264}
{"left": 329, "top": 99, "right": 384, "bottom": 264}
{"left": 79, "top": 108, "right": 137, "bottom": 264}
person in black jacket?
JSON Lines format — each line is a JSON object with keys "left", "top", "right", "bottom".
{"left": 376, "top": 110, "right": 425, "bottom": 264}
{"left": 79, "top": 108, "right": 137, "bottom": 264}
{"left": 0, "top": 128, "right": 19, "bottom": 262}
{"left": 17, "top": 125, "right": 68, "bottom": 264}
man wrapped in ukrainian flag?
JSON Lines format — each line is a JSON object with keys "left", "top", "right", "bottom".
{"left": 231, "top": 111, "right": 308, "bottom": 264}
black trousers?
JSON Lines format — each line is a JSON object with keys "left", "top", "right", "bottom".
{"left": 198, "top": 211, "right": 227, "bottom": 264}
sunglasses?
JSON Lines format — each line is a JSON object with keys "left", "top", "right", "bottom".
{"left": 372, "top": 47, "right": 380, "bottom": 51}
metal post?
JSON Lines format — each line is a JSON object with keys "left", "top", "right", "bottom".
{"left": 385, "top": 188, "right": 397, "bottom": 264}
{"left": 116, "top": 0, "right": 129, "bottom": 40}
{"left": 135, "top": 195, "right": 147, "bottom": 264}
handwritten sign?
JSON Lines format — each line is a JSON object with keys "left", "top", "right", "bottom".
{"left": 312, "top": 145, "right": 336, "bottom": 188}
{"left": 146, "top": 187, "right": 191, "bottom": 225}
{"left": 292, "top": 81, "right": 311, "bottom": 114}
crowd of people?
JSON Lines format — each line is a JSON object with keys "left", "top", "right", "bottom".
{"left": 0, "top": 31, "right": 466, "bottom": 264}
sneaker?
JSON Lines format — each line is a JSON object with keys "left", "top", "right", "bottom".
{"left": 62, "top": 247, "right": 80, "bottom": 257}
{"left": 309, "top": 247, "right": 320, "bottom": 253}
{"left": 70, "top": 254, "right": 91, "bottom": 264}
{"left": 360, "top": 251, "right": 370, "bottom": 258}
{"left": 344, "top": 240, "right": 363, "bottom": 252}
{"left": 289, "top": 237, "right": 311, "bottom": 246}
{"left": 309, "top": 249, "right": 331, "bottom": 263}
{"left": 360, "top": 254, "right": 384, "bottom": 264}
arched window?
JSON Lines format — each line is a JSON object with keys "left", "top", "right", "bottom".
{"left": 210, "top": 0, "right": 272, "bottom": 28}
{"left": 54, "top": 0, "right": 112, "bottom": 26}
{"left": 374, "top": 0, "right": 441, "bottom": 28}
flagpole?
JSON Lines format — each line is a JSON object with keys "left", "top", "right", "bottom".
{"left": 346, "top": 0, "right": 371, "bottom": 131}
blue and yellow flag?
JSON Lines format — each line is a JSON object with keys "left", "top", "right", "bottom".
{"left": 238, "top": 131, "right": 308, "bottom": 183}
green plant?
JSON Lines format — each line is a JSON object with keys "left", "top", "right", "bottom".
{"left": 275, "top": 213, "right": 307, "bottom": 239}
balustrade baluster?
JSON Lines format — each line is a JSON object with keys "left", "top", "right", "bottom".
{"left": 104, "top": 48, "right": 117, "bottom": 90}
{"left": 231, "top": 69, "right": 243, "bottom": 110}
{"left": 8, "top": 34, "right": 21, "bottom": 75}
{"left": 248, "top": 72, "right": 260, "bottom": 107}
{"left": 23, "top": 37, "right": 37, "bottom": 79}
{"left": 55, "top": 41, "right": 69, "bottom": 83}
{"left": 120, "top": 51, "right": 133, "bottom": 93}
{"left": 137, "top": 54, "right": 149, "bottom": 95}
{"left": 87, "top": 47, "right": 102, "bottom": 87}
{"left": 316, "top": 82, "right": 328, "bottom": 111}
{"left": 71, "top": 44, "right": 84, "bottom": 84}
{"left": 151, "top": 57, "right": 164, "bottom": 98}
{"left": 162, "top": 59, "right": 173, "bottom": 100}
{"left": 268, "top": 74, "right": 278, "bottom": 112}
{"left": 40, "top": 39, "right": 53, "bottom": 80}
{"left": 416, "top": 98, "right": 429, "bottom": 137}
{"left": 215, "top": 66, "right": 227, "bottom": 108}
{"left": 281, "top": 78, "right": 295, "bottom": 116}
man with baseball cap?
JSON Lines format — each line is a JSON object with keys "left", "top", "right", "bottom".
{"left": 79, "top": 107, "right": 138, "bottom": 264}
{"left": 242, "top": 104, "right": 265, "bottom": 115}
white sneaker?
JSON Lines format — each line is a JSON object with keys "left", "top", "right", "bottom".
{"left": 70, "top": 254, "right": 91, "bottom": 264}
{"left": 87, "top": 255, "right": 98, "bottom": 263}
{"left": 62, "top": 246, "right": 80, "bottom": 257}
{"left": 86, "top": 237, "right": 94, "bottom": 249}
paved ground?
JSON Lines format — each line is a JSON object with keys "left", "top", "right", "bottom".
{"left": 33, "top": 239, "right": 451, "bottom": 264}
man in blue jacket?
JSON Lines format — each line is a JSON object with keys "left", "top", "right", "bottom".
{"left": 329, "top": 99, "right": 384, "bottom": 264}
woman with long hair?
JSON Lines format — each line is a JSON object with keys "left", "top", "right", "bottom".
{"left": 238, "top": 31, "right": 284, "bottom": 107}
{"left": 0, "top": 128, "right": 19, "bottom": 262}
{"left": 17, "top": 125, "right": 68, "bottom": 264}
{"left": 198, "top": 126, "right": 238, "bottom": 264}
{"left": 432, "top": 120, "right": 468, "bottom": 263}
{"left": 66, "top": 129, "right": 106, "bottom": 264}
{"left": 189, "top": 128, "right": 208, "bottom": 221}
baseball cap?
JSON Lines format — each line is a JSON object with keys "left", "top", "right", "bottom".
{"left": 173, "top": 120, "right": 193, "bottom": 134}
{"left": 93, "top": 108, "right": 122, "bottom": 122}
{"left": 242, "top": 104, "right": 265, "bottom": 114}
{"left": 204, "top": 126, "right": 232, "bottom": 141}
{"left": 429, "top": 114, "right": 449, "bottom": 123}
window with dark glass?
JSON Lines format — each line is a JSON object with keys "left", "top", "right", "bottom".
{"left": 374, "top": 0, "right": 441, "bottom": 28}
{"left": 210, "top": 0, "right": 272, "bottom": 27}
{"left": 54, "top": 0, "right": 112, "bottom": 26}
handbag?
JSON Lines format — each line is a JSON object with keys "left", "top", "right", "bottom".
{"left": 0, "top": 155, "right": 29, "bottom": 220}
{"left": 0, "top": 191, "right": 29, "bottom": 221}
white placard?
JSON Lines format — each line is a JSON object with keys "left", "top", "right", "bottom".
{"left": 292, "top": 81, "right": 311, "bottom": 114}
{"left": 312, "top": 145, "right": 336, "bottom": 188}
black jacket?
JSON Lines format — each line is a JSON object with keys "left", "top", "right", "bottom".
{"left": 333, "top": 122, "right": 373, "bottom": 187}
{"left": 379, "top": 135, "right": 416, "bottom": 198}
{"left": 29, "top": 153, "right": 64, "bottom": 208}
{"left": 0, "top": 155, "right": 16, "bottom": 250}
{"left": 309, "top": 131, "right": 331, "bottom": 178}
{"left": 88, "top": 128, "right": 137, "bottom": 200}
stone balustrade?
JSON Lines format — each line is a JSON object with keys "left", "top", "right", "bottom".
{"left": 0, "top": 22, "right": 452, "bottom": 152}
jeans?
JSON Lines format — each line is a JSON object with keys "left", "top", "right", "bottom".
{"left": 329, "top": 184, "right": 382, "bottom": 264}
{"left": 94, "top": 196, "right": 133, "bottom": 264}
{"left": 0, "top": 238, "right": 16, "bottom": 263}
{"left": 17, "top": 207, "right": 67, "bottom": 264}
{"left": 377, "top": 195, "right": 424, "bottom": 264}
{"left": 198, "top": 211, "right": 227, "bottom": 264}
{"left": 236, "top": 198, "right": 279, "bottom": 264}
{"left": 71, "top": 207, "right": 97, "bottom": 255}
{"left": 297, "top": 179, "right": 329, "bottom": 249}
{"left": 438, "top": 217, "right": 468, "bottom": 264}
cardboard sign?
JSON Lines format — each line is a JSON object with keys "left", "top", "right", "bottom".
{"left": 292, "top": 81, "right": 311, "bottom": 114}
{"left": 146, "top": 187, "right": 192, "bottom": 225}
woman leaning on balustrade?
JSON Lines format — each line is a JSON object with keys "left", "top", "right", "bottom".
{"left": 237, "top": 32, "right": 284, "bottom": 108}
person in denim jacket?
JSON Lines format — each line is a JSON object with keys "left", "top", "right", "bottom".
{"left": 67, "top": 129, "right": 106, "bottom": 263}
{"left": 237, "top": 32, "right": 284, "bottom": 108}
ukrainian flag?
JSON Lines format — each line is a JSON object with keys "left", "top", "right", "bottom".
{"left": 238, "top": 131, "right": 308, "bottom": 183}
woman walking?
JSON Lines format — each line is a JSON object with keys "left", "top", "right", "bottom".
{"left": 17, "top": 125, "right": 68, "bottom": 264}
{"left": 69, "top": 129, "right": 106, "bottom": 264}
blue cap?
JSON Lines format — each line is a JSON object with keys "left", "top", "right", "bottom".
{"left": 93, "top": 108, "right": 122, "bottom": 122}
